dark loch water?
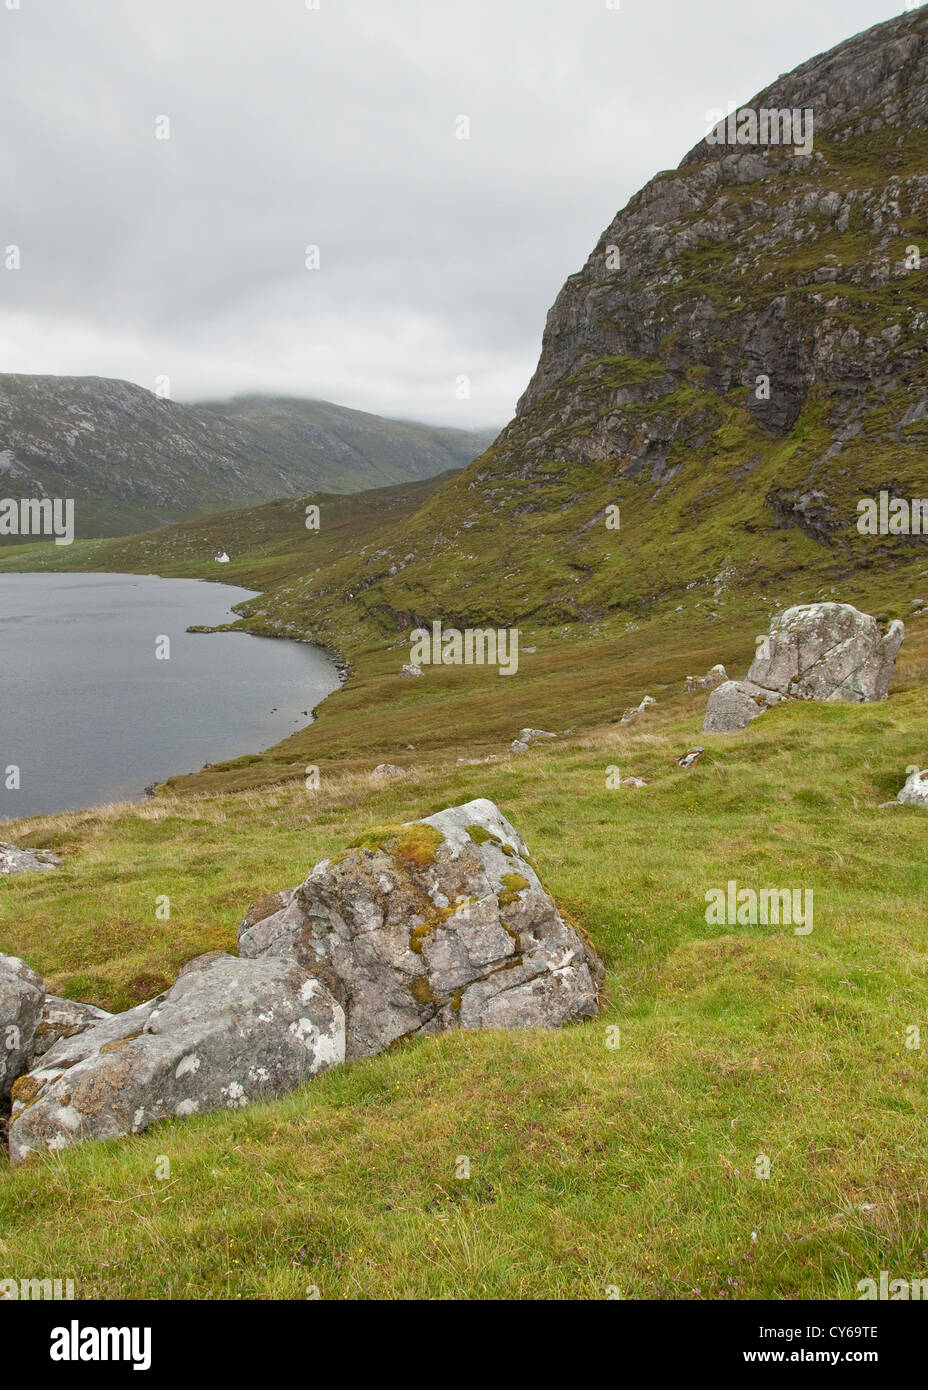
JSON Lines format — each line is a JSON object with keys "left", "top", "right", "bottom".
{"left": 0, "top": 572, "right": 340, "bottom": 820}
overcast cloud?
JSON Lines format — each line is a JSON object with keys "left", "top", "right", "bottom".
{"left": 0, "top": 0, "right": 911, "bottom": 428}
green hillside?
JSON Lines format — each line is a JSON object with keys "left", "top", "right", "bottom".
{"left": 2, "top": 9, "right": 928, "bottom": 1302}
{"left": 0, "top": 374, "right": 492, "bottom": 540}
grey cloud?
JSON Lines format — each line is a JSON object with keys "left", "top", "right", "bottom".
{"left": 0, "top": 0, "right": 904, "bottom": 428}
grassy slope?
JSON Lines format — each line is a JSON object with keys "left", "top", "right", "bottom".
{"left": 0, "top": 628, "right": 927, "bottom": 1298}
{"left": 2, "top": 88, "right": 928, "bottom": 1303}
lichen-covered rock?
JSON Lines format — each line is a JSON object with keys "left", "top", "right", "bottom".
{"left": 0, "top": 953, "right": 44, "bottom": 1107}
{"left": 0, "top": 843, "right": 60, "bottom": 875}
{"left": 747, "top": 603, "right": 904, "bottom": 702}
{"left": 238, "top": 798, "right": 604, "bottom": 1061}
{"left": 369, "top": 763, "right": 405, "bottom": 780}
{"left": 897, "top": 767, "right": 928, "bottom": 807}
{"left": 703, "top": 680, "right": 781, "bottom": 733}
{"left": 30, "top": 996, "right": 112, "bottom": 1061}
{"left": 8, "top": 953, "right": 344, "bottom": 1163}
{"left": 685, "top": 666, "right": 726, "bottom": 693}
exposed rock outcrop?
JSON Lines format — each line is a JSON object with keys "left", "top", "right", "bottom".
{"left": 9, "top": 953, "right": 344, "bottom": 1164}
{"left": 685, "top": 666, "right": 726, "bottom": 694}
{"left": 897, "top": 767, "right": 928, "bottom": 807}
{"left": 238, "top": 798, "right": 604, "bottom": 1062}
{"left": 515, "top": 11, "right": 928, "bottom": 448}
{"left": 620, "top": 696, "right": 656, "bottom": 724}
{"left": 6, "top": 800, "right": 603, "bottom": 1162}
{"left": 30, "top": 997, "right": 112, "bottom": 1060}
{"left": 0, "top": 843, "right": 60, "bottom": 875}
{"left": 0, "top": 954, "right": 44, "bottom": 1107}
{"left": 703, "top": 680, "right": 781, "bottom": 734}
{"left": 747, "top": 603, "right": 905, "bottom": 703}
{"left": 510, "top": 728, "right": 557, "bottom": 753}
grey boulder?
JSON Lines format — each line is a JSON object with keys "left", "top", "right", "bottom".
{"left": 369, "top": 763, "right": 405, "bottom": 781}
{"left": 897, "top": 768, "right": 928, "bottom": 808}
{"left": 703, "top": 680, "right": 781, "bottom": 733}
{"left": 30, "top": 996, "right": 112, "bottom": 1060}
{"left": 0, "top": 843, "right": 60, "bottom": 875}
{"left": 239, "top": 797, "right": 604, "bottom": 1062}
{"left": 8, "top": 952, "right": 344, "bottom": 1163}
{"left": 0, "top": 953, "right": 44, "bottom": 1107}
{"left": 748, "top": 603, "right": 904, "bottom": 703}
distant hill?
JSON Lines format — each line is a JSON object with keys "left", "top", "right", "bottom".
{"left": 0, "top": 374, "right": 495, "bottom": 540}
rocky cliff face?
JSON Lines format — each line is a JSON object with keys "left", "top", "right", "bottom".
{"left": 283, "top": 9, "right": 928, "bottom": 638}
{"left": 0, "top": 374, "right": 494, "bottom": 539}
{"left": 513, "top": 9, "right": 928, "bottom": 448}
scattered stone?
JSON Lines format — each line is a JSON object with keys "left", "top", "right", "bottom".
{"left": 676, "top": 747, "right": 705, "bottom": 768}
{"left": 30, "top": 997, "right": 112, "bottom": 1061}
{"left": 9, "top": 953, "right": 344, "bottom": 1164}
{"left": 685, "top": 665, "right": 726, "bottom": 693}
{"left": 0, "top": 843, "right": 61, "bottom": 875}
{"left": 619, "top": 695, "right": 656, "bottom": 724}
{"left": 238, "top": 797, "right": 604, "bottom": 1062}
{"left": 896, "top": 768, "right": 928, "bottom": 807}
{"left": 703, "top": 681, "right": 781, "bottom": 733}
{"left": 369, "top": 763, "right": 405, "bottom": 781}
{"left": 400, "top": 663, "right": 423, "bottom": 678}
{"left": 0, "top": 953, "right": 44, "bottom": 1108}
{"left": 619, "top": 776, "right": 649, "bottom": 788}
{"left": 510, "top": 728, "right": 557, "bottom": 753}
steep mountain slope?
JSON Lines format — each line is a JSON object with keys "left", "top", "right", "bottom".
{"left": 197, "top": 395, "right": 496, "bottom": 492}
{"left": 5, "top": 10, "right": 927, "bottom": 800}
{"left": 0, "top": 374, "right": 493, "bottom": 539}
{"left": 269, "top": 8, "right": 928, "bottom": 640}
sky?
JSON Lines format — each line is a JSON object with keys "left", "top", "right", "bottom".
{"left": 0, "top": 0, "right": 915, "bottom": 429}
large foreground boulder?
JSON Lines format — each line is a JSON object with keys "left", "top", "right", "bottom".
{"left": 0, "top": 953, "right": 44, "bottom": 1108}
{"left": 7, "top": 798, "right": 603, "bottom": 1162}
{"left": 239, "top": 798, "right": 604, "bottom": 1061}
{"left": 747, "top": 603, "right": 904, "bottom": 702}
{"left": 8, "top": 952, "right": 344, "bottom": 1163}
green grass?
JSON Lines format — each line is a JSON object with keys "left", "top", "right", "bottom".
{"left": 3, "top": 61, "right": 928, "bottom": 1296}
{"left": 2, "top": 622, "right": 927, "bottom": 1298}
